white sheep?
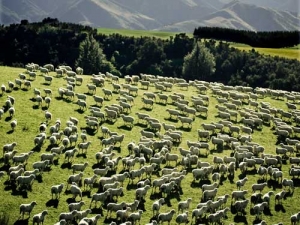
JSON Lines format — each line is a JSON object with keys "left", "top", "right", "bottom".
{"left": 202, "top": 188, "right": 218, "bottom": 202}
{"left": 178, "top": 198, "right": 192, "bottom": 213}
{"left": 128, "top": 210, "right": 143, "bottom": 225}
{"left": 252, "top": 182, "right": 268, "bottom": 193}
{"left": 175, "top": 211, "right": 189, "bottom": 225}
{"left": 107, "top": 202, "right": 127, "bottom": 217}
{"left": 291, "top": 212, "right": 300, "bottom": 225}
{"left": 231, "top": 190, "right": 248, "bottom": 202}
{"left": 67, "top": 172, "right": 84, "bottom": 187}
{"left": 157, "top": 209, "right": 176, "bottom": 224}
{"left": 76, "top": 209, "right": 92, "bottom": 221}
{"left": 51, "top": 183, "right": 64, "bottom": 199}
{"left": 135, "top": 185, "right": 151, "bottom": 200}
{"left": 19, "top": 201, "right": 37, "bottom": 219}
{"left": 32, "top": 160, "right": 50, "bottom": 173}
{"left": 59, "top": 210, "right": 78, "bottom": 223}
{"left": 64, "top": 148, "right": 78, "bottom": 162}
{"left": 282, "top": 178, "right": 294, "bottom": 191}
{"left": 152, "top": 198, "right": 165, "bottom": 216}
{"left": 10, "top": 119, "right": 17, "bottom": 130}
{"left": 275, "top": 190, "right": 287, "bottom": 204}
{"left": 32, "top": 210, "right": 48, "bottom": 225}
{"left": 90, "top": 191, "right": 110, "bottom": 208}
{"left": 236, "top": 177, "right": 248, "bottom": 190}
{"left": 70, "top": 182, "right": 82, "bottom": 200}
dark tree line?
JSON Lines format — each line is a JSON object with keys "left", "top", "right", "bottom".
{"left": 0, "top": 18, "right": 299, "bottom": 92}
{"left": 193, "top": 27, "right": 300, "bottom": 48}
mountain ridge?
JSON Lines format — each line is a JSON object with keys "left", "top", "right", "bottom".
{"left": 1, "top": 0, "right": 299, "bottom": 32}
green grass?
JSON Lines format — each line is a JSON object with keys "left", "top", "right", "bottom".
{"left": 0, "top": 66, "right": 299, "bottom": 225}
{"left": 97, "top": 28, "right": 193, "bottom": 39}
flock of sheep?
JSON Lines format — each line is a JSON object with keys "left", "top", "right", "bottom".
{"left": 0, "top": 63, "right": 300, "bottom": 225}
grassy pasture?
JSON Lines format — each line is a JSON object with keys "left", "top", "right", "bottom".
{"left": 0, "top": 66, "right": 299, "bottom": 225}
{"left": 97, "top": 28, "right": 192, "bottom": 39}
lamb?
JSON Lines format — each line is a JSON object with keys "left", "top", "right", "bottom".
{"left": 19, "top": 201, "right": 37, "bottom": 219}
{"left": 59, "top": 211, "right": 78, "bottom": 224}
{"left": 175, "top": 211, "right": 189, "bottom": 225}
{"left": 10, "top": 119, "right": 17, "bottom": 130}
{"left": 157, "top": 209, "right": 176, "bottom": 224}
{"left": 51, "top": 183, "right": 64, "bottom": 199}
{"left": 70, "top": 182, "right": 82, "bottom": 200}
{"left": 178, "top": 198, "right": 192, "bottom": 213}
{"left": 32, "top": 210, "right": 48, "bottom": 225}
{"left": 128, "top": 210, "right": 143, "bottom": 225}
{"left": 178, "top": 116, "right": 193, "bottom": 128}
{"left": 252, "top": 182, "right": 267, "bottom": 192}
{"left": 152, "top": 198, "right": 165, "bottom": 216}
{"left": 103, "top": 181, "right": 120, "bottom": 192}
{"left": 90, "top": 191, "right": 110, "bottom": 208}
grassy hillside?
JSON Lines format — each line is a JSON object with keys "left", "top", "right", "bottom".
{"left": 97, "top": 28, "right": 300, "bottom": 60}
{"left": 0, "top": 66, "right": 299, "bottom": 225}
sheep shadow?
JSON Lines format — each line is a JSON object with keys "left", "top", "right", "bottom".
{"left": 14, "top": 218, "right": 29, "bottom": 225}
{"left": 66, "top": 197, "right": 77, "bottom": 205}
{"left": 11, "top": 189, "right": 28, "bottom": 198}
{"left": 46, "top": 199, "right": 59, "bottom": 208}
{"left": 275, "top": 204, "right": 286, "bottom": 212}
{"left": 117, "top": 125, "right": 133, "bottom": 131}
{"left": 267, "top": 179, "right": 282, "bottom": 190}
{"left": 6, "top": 130, "right": 14, "bottom": 134}
{"left": 134, "top": 122, "right": 148, "bottom": 128}
{"left": 45, "top": 144, "right": 58, "bottom": 152}
{"left": 31, "top": 145, "right": 41, "bottom": 153}
{"left": 5, "top": 116, "right": 12, "bottom": 121}
{"left": 32, "top": 105, "right": 40, "bottom": 110}
{"left": 36, "top": 174, "right": 43, "bottom": 183}
{"left": 61, "top": 162, "right": 72, "bottom": 169}
{"left": 126, "top": 182, "right": 138, "bottom": 191}
{"left": 91, "top": 207, "right": 104, "bottom": 216}
{"left": 76, "top": 153, "right": 87, "bottom": 158}
{"left": 103, "top": 217, "right": 117, "bottom": 225}
{"left": 84, "top": 127, "right": 98, "bottom": 136}
{"left": 41, "top": 106, "right": 48, "bottom": 111}
{"left": 292, "top": 178, "right": 300, "bottom": 187}
{"left": 150, "top": 192, "right": 162, "bottom": 200}
{"left": 74, "top": 108, "right": 85, "bottom": 114}
{"left": 234, "top": 215, "right": 248, "bottom": 224}
{"left": 178, "top": 126, "right": 192, "bottom": 132}
{"left": 253, "top": 218, "right": 264, "bottom": 225}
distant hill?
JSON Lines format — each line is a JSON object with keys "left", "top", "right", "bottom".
{"left": 158, "top": 1, "right": 300, "bottom": 32}
{"left": 1, "top": 0, "right": 299, "bottom": 32}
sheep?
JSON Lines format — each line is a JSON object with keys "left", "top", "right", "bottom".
{"left": 152, "top": 198, "right": 165, "bottom": 216}
{"left": 178, "top": 116, "right": 193, "bottom": 128}
{"left": 202, "top": 188, "right": 218, "bottom": 202}
{"left": 64, "top": 148, "right": 78, "bottom": 162}
{"left": 4, "top": 150, "right": 18, "bottom": 164}
{"left": 106, "top": 202, "right": 127, "bottom": 217}
{"left": 51, "top": 183, "right": 64, "bottom": 199}
{"left": 236, "top": 177, "right": 248, "bottom": 190}
{"left": 233, "top": 199, "right": 249, "bottom": 215}
{"left": 10, "top": 168, "right": 24, "bottom": 181}
{"left": 253, "top": 202, "right": 268, "bottom": 219}
{"left": 10, "top": 119, "right": 17, "bottom": 130}
{"left": 3, "top": 142, "right": 17, "bottom": 155}
{"left": 126, "top": 200, "right": 140, "bottom": 212}
{"left": 165, "top": 153, "right": 179, "bottom": 166}
{"left": 70, "top": 182, "right": 82, "bottom": 200}
{"left": 78, "top": 141, "right": 92, "bottom": 154}
{"left": 50, "top": 146, "right": 65, "bottom": 155}
{"left": 87, "top": 84, "right": 97, "bottom": 94}
{"left": 116, "top": 207, "right": 131, "bottom": 223}
{"left": 202, "top": 182, "right": 219, "bottom": 192}
{"left": 275, "top": 190, "right": 287, "bottom": 204}
{"left": 32, "top": 210, "right": 48, "bottom": 225}
{"left": 40, "top": 153, "right": 57, "bottom": 165}
{"left": 175, "top": 211, "right": 189, "bottom": 225}
{"left": 272, "top": 170, "right": 283, "bottom": 183}
{"left": 103, "top": 181, "right": 120, "bottom": 192}
{"left": 291, "top": 212, "right": 300, "bottom": 225}
{"left": 90, "top": 191, "right": 110, "bottom": 208}
{"left": 19, "top": 201, "right": 37, "bottom": 219}
{"left": 8, "top": 164, "right": 23, "bottom": 175}
{"left": 178, "top": 198, "right": 192, "bottom": 213}
{"left": 128, "top": 210, "right": 143, "bottom": 225}
{"left": 59, "top": 210, "right": 78, "bottom": 224}
{"left": 282, "top": 178, "right": 294, "bottom": 191}
{"left": 262, "top": 191, "right": 274, "bottom": 206}
{"left": 12, "top": 151, "right": 34, "bottom": 165}
{"left": 252, "top": 182, "right": 268, "bottom": 192}
{"left": 71, "top": 162, "right": 89, "bottom": 174}
{"left": 135, "top": 185, "right": 151, "bottom": 200}
{"left": 157, "top": 209, "right": 176, "bottom": 225}
{"left": 231, "top": 190, "right": 248, "bottom": 202}
{"left": 99, "top": 176, "right": 117, "bottom": 187}
{"left": 76, "top": 209, "right": 92, "bottom": 221}
{"left": 16, "top": 174, "right": 36, "bottom": 189}
{"left": 67, "top": 172, "right": 84, "bottom": 187}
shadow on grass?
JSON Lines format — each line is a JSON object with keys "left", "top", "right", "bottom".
{"left": 11, "top": 189, "right": 28, "bottom": 198}
{"left": 14, "top": 218, "right": 29, "bottom": 225}
{"left": 91, "top": 207, "right": 104, "bottom": 217}
{"left": 46, "top": 199, "right": 59, "bottom": 208}
{"left": 32, "top": 105, "right": 39, "bottom": 110}
{"left": 36, "top": 174, "right": 43, "bottom": 183}
{"left": 61, "top": 162, "right": 72, "bottom": 169}
{"left": 74, "top": 108, "right": 85, "bottom": 114}
{"left": 6, "top": 130, "right": 14, "bottom": 134}
{"left": 190, "top": 179, "right": 211, "bottom": 188}
{"left": 31, "top": 145, "right": 41, "bottom": 153}
{"left": 117, "top": 125, "right": 133, "bottom": 131}
{"left": 275, "top": 204, "right": 286, "bottom": 212}
{"left": 234, "top": 215, "right": 248, "bottom": 224}
{"left": 5, "top": 116, "right": 12, "bottom": 122}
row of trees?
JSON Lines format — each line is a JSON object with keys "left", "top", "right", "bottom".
{"left": 193, "top": 27, "right": 300, "bottom": 48}
{"left": 0, "top": 18, "right": 300, "bottom": 91}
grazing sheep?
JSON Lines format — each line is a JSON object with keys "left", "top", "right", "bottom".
{"left": 157, "top": 209, "right": 176, "bottom": 225}
{"left": 32, "top": 210, "right": 48, "bottom": 225}
{"left": 90, "top": 191, "right": 110, "bottom": 208}
{"left": 19, "top": 201, "right": 37, "bottom": 219}
{"left": 178, "top": 198, "right": 192, "bottom": 213}
{"left": 51, "top": 183, "right": 64, "bottom": 199}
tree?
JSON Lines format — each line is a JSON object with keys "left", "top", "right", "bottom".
{"left": 75, "top": 35, "right": 109, "bottom": 74}
{"left": 182, "top": 41, "right": 215, "bottom": 81}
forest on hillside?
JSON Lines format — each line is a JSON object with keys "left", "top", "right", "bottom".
{"left": 0, "top": 18, "right": 300, "bottom": 91}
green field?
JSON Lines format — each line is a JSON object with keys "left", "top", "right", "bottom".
{"left": 97, "top": 28, "right": 300, "bottom": 61}
{"left": 0, "top": 66, "right": 299, "bottom": 225}
{"left": 97, "top": 28, "right": 192, "bottom": 39}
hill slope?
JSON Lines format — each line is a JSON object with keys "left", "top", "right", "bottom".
{"left": 159, "top": 1, "right": 300, "bottom": 32}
